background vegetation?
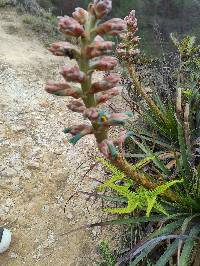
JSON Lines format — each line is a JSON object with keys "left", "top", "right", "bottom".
{"left": 3, "top": 0, "right": 199, "bottom": 54}
{"left": 44, "top": 0, "right": 200, "bottom": 55}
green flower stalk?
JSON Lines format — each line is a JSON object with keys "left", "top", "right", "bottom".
{"left": 45, "top": 0, "right": 179, "bottom": 202}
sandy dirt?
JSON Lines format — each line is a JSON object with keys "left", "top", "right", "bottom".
{"left": 0, "top": 8, "right": 115, "bottom": 266}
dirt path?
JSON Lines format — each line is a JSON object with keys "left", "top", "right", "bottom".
{"left": 0, "top": 8, "right": 110, "bottom": 266}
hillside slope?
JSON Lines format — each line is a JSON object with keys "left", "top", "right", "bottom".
{"left": 0, "top": 8, "right": 108, "bottom": 266}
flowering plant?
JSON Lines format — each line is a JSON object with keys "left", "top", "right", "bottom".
{"left": 44, "top": 3, "right": 200, "bottom": 264}
{"left": 45, "top": 0, "right": 179, "bottom": 201}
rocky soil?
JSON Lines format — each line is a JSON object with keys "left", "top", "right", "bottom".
{"left": 0, "top": 8, "right": 115, "bottom": 265}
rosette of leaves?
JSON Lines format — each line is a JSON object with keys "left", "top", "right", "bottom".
{"left": 114, "top": 21, "right": 200, "bottom": 264}
{"left": 93, "top": 129, "right": 200, "bottom": 265}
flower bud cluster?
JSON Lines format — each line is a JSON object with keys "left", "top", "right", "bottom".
{"left": 95, "top": 18, "right": 127, "bottom": 36}
{"left": 116, "top": 10, "right": 140, "bottom": 62}
{"left": 93, "top": 0, "right": 112, "bottom": 18}
{"left": 45, "top": 80, "right": 82, "bottom": 98}
{"left": 72, "top": 8, "right": 88, "bottom": 24}
{"left": 58, "top": 16, "right": 85, "bottom": 37}
{"left": 64, "top": 124, "right": 93, "bottom": 145}
{"left": 60, "top": 66, "right": 86, "bottom": 83}
{"left": 85, "top": 36, "right": 114, "bottom": 59}
{"left": 48, "top": 42, "right": 80, "bottom": 59}
{"left": 45, "top": 0, "right": 133, "bottom": 159}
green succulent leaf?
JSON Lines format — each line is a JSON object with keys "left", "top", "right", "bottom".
{"left": 98, "top": 158, "right": 182, "bottom": 216}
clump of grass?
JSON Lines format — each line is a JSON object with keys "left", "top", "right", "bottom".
{"left": 0, "top": 0, "right": 16, "bottom": 7}
{"left": 96, "top": 241, "right": 116, "bottom": 266}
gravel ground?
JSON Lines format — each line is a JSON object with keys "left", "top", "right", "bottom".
{"left": 0, "top": 8, "right": 116, "bottom": 265}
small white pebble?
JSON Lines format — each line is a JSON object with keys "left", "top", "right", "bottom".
{"left": 10, "top": 252, "right": 18, "bottom": 259}
{"left": 0, "top": 228, "right": 12, "bottom": 253}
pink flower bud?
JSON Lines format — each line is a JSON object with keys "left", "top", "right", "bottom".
{"left": 116, "top": 45, "right": 140, "bottom": 60}
{"left": 113, "top": 130, "right": 127, "bottom": 149}
{"left": 126, "top": 33, "right": 140, "bottom": 43}
{"left": 98, "top": 139, "right": 111, "bottom": 158}
{"left": 124, "top": 10, "right": 138, "bottom": 33}
{"left": 114, "top": 131, "right": 133, "bottom": 149}
{"left": 93, "top": 0, "right": 112, "bottom": 18}
{"left": 96, "top": 87, "right": 121, "bottom": 104}
{"left": 116, "top": 47, "right": 126, "bottom": 58}
{"left": 131, "top": 36, "right": 140, "bottom": 43}
{"left": 117, "top": 43, "right": 126, "bottom": 49}
{"left": 129, "top": 48, "right": 140, "bottom": 56}
{"left": 83, "top": 107, "right": 99, "bottom": 120}
{"left": 72, "top": 7, "right": 88, "bottom": 24}
{"left": 67, "top": 100, "right": 86, "bottom": 113}
{"left": 94, "top": 35, "right": 104, "bottom": 42}
{"left": 48, "top": 42, "right": 80, "bottom": 59}
{"left": 89, "top": 74, "right": 121, "bottom": 93}
{"left": 95, "top": 18, "right": 127, "bottom": 36}
{"left": 107, "top": 112, "right": 133, "bottom": 126}
{"left": 45, "top": 80, "right": 82, "bottom": 99}
{"left": 114, "top": 130, "right": 134, "bottom": 149}
{"left": 64, "top": 124, "right": 93, "bottom": 145}
{"left": 90, "top": 56, "right": 118, "bottom": 71}
{"left": 85, "top": 39, "right": 114, "bottom": 59}
{"left": 60, "top": 66, "right": 86, "bottom": 83}
{"left": 58, "top": 16, "right": 85, "bottom": 37}
{"left": 97, "top": 139, "right": 117, "bottom": 159}
{"left": 66, "top": 124, "right": 93, "bottom": 136}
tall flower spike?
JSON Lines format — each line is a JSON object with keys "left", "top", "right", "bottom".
{"left": 60, "top": 66, "right": 86, "bottom": 83}
{"left": 72, "top": 7, "right": 88, "bottom": 25}
{"left": 48, "top": 42, "right": 80, "bottom": 59}
{"left": 45, "top": 1, "right": 179, "bottom": 202}
{"left": 58, "top": 16, "right": 85, "bottom": 37}
{"left": 95, "top": 18, "right": 127, "bottom": 36}
{"left": 124, "top": 10, "right": 138, "bottom": 33}
{"left": 116, "top": 10, "right": 140, "bottom": 62}
{"left": 90, "top": 56, "right": 118, "bottom": 71}
{"left": 93, "top": 0, "right": 112, "bottom": 18}
{"left": 45, "top": 80, "right": 82, "bottom": 98}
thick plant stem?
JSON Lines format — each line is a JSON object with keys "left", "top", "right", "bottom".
{"left": 80, "top": 14, "right": 109, "bottom": 143}
{"left": 80, "top": 15, "right": 97, "bottom": 108}
{"left": 127, "top": 64, "right": 168, "bottom": 123}
{"left": 111, "top": 154, "right": 180, "bottom": 203}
